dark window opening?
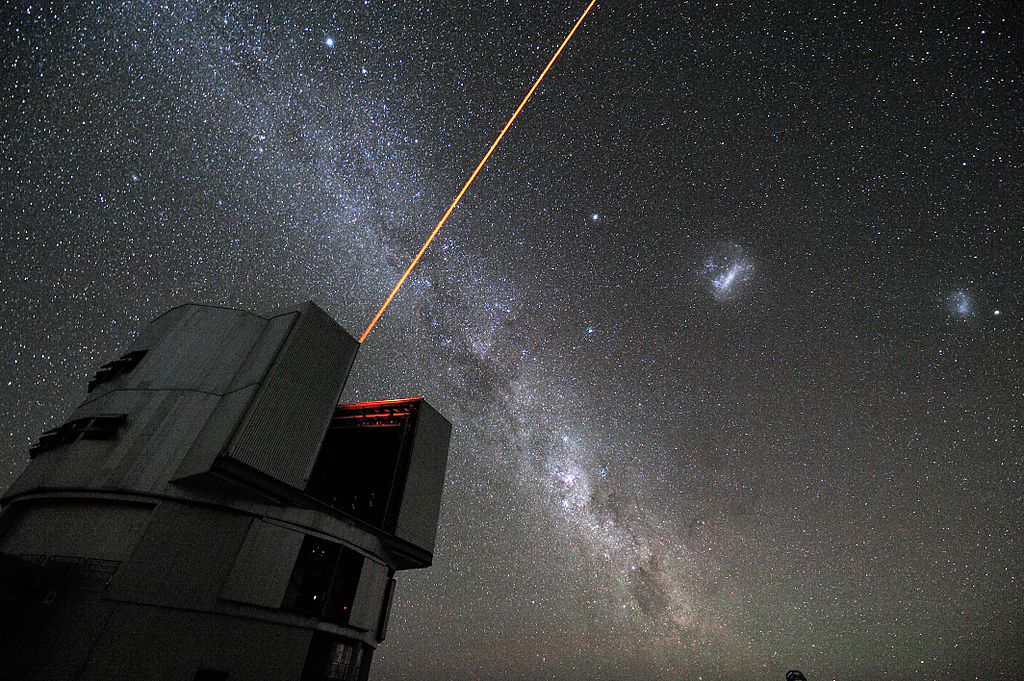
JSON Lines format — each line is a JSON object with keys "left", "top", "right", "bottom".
{"left": 323, "top": 548, "right": 363, "bottom": 623}
{"left": 79, "top": 416, "right": 124, "bottom": 440}
{"left": 282, "top": 536, "right": 364, "bottom": 625}
{"left": 301, "top": 633, "right": 370, "bottom": 681}
{"left": 282, "top": 537, "right": 337, "bottom": 613}
{"left": 29, "top": 414, "right": 127, "bottom": 457}
{"left": 306, "top": 402, "right": 415, "bottom": 528}
{"left": 88, "top": 349, "right": 147, "bottom": 392}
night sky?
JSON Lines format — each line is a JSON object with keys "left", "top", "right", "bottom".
{"left": 2, "top": 2, "right": 1023, "bottom": 680}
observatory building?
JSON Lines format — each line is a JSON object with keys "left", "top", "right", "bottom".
{"left": 0, "top": 302, "right": 451, "bottom": 681}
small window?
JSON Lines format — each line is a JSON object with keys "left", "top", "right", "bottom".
{"left": 88, "top": 349, "right": 148, "bottom": 392}
{"left": 79, "top": 415, "right": 126, "bottom": 440}
{"left": 29, "top": 414, "right": 127, "bottom": 457}
{"left": 282, "top": 536, "right": 364, "bottom": 625}
{"left": 301, "top": 633, "right": 369, "bottom": 681}
{"left": 282, "top": 537, "right": 339, "bottom": 613}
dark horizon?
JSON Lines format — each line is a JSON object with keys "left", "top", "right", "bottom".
{"left": 2, "top": 1, "right": 1021, "bottom": 680}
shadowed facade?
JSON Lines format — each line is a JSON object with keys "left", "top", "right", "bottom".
{"left": 0, "top": 302, "right": 450, "bottom": 681}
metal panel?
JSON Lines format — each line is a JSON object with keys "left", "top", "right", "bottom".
{"left": 94, "top": 391, "right": 222, "bottom": 491}
{"left": 393, "top": 401, "right": 451, "bottom": 554}
{"left": 106, "top": 503, "right": 252, "bottom": 610}
{"left": 220, "top": 520, "right": 304, "bottom": 608}
{"left": 23, "top": 388, "right": 226, "bottom": 493}
{"left": 348, "top": 558, "right": 390, "bottom": 633}
{"left": 0, "top": 501, "right": 153, "bottom": 562}
{"left": 107, "top": 305, "right": 268, "bottom": 396}
{"left": 226, "top": 311, "right": 298, "bottom": 393}
{"left": 225, "top": 302, "right": 359, "bottom": 489}
{"left": 172, "top": 384, "right": 259, "bottom": 480}
{"left": 130, "top": 305, "right": 192, "bottom": 351}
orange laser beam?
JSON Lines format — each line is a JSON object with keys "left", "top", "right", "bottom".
{"left": 359, "top": 0, "right": 598, "bottom": 344}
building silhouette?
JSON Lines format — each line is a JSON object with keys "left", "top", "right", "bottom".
{"left": 0, "top": 302, "right": 451, "bottom": 681}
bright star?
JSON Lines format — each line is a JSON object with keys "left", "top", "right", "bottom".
{"left": 325, "top": 36, "right": 335, "bottom": 48}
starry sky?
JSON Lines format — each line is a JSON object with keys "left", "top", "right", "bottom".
{"left": 2, "top": 2, "right": 1023, "bottom": 680}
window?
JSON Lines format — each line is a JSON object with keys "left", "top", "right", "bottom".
{"left": 322, "top": 640, "right": 360, "bottom": 681}
{"left": 29, "top": 414, "right": 127, "bottom": 457}
{"left": 301, "top": 634, "right": 370, "bottom": 681}
{"left": 306, "top": 402, "right": 413, "bottom": 527}
{"left": 88, "top": 349, "right": 147, "bottom": 392}
{"left": 281, "top": 536, "right": 364, "bottom": 625}
{"left": 78, "top": 415, "right": 125, "bottom": 440}
{"left": 282, "top": 537, "right": 338, "bottom": 613}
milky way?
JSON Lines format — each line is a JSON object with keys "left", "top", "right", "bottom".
{"left": 2, "top": 2, "right": 1022, "bottom": 681}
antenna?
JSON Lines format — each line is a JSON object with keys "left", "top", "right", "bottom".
{"left": 359, "top": 0, "right": 599, "bottom": 344}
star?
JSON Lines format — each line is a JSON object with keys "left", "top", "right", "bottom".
{"left": 2, "top": 2, "right": 1021, "bottom": 680}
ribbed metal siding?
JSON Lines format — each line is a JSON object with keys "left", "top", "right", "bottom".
{"left": 393, "top": 401, "right": 451, "bottom": 553}
{"left": 225, "top": 303, "right": 358, "bottom": 489}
